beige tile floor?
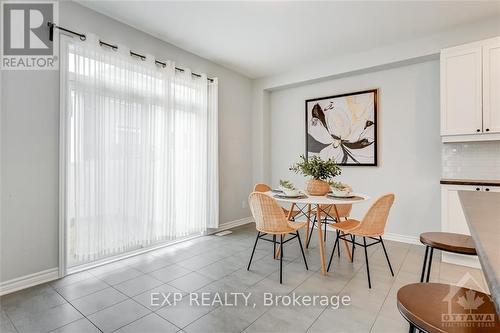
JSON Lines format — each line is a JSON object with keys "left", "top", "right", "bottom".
{"left": 0, "top": 224, "right": 489, "bottom": 333}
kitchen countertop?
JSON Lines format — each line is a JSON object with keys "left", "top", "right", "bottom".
{"left": 458, "top": 191, "right": 500, "bottom": 314}
{"left": 441, "top": 178, "right": 500, "bottom": 186}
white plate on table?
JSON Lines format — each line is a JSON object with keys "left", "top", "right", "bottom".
{"left": 327, "top": 192, "right": 361, "bottom": 199}
{"left": 275, "top": 193, "right": 307, "bottom": 199}
{"left": 329, "top": 189, "right": 353, "bottom": 197}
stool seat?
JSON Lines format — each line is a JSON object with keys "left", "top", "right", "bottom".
{"left": 420, "top": 232, "right": 477, "bottom": 255}
{"left": 398, "top": 283, "right": 499, "bottom": 333}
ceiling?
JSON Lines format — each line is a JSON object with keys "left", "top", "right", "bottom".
{"left": 78, "top": 1, "right": 500, "bottom": 79}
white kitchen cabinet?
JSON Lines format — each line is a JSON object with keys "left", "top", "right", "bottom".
{"left": 441, "top": 36, "right": 500, "bottom": 142}
{"left": 441, "top": 184, "right": 481, "bottom": 268}
{"left": 441, "top": 45, "right": 483, "bottom": 136}
{"left": 483, "top": 38, "right": 500, "bottom": 134}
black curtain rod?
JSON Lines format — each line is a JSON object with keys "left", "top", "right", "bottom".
{"left": 48, "top": 22, "right": 214, "bottom": 82}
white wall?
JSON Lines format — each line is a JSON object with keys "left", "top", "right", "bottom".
{"left": 252, "top": 18, "right": 500, "bottom": 184}
{"left": 269, "top": 60, "right": 441, "bottom": 238}
{"left": 0, "top": 2, "right": 253, "bottom": 283}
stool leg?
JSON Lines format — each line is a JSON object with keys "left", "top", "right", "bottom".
{"left": 426, "top": 247, "right": 434, "bottom": 283}
{"left": 420, "top": 246, "right": 429, "bottom": 282}
{"left": 408, "top": 323, "right": 415, "bottom": 333}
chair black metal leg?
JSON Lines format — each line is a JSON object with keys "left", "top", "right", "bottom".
{"left": 327, "top": 232, "right": 339, "bottom": 272}
{"left": 351, "top": 225, "right": 355, "bottom": 249}
{"left": 324, "top": 217, "right": 327, "bottom": 242}
{"left": 281, "top": 235, "right": 284, "bottom": 258}
{"left": 408, "top": 323, "right": 415, "bottom": 333}
{"left": 247, "top": 232, "right": 260, "bottom": 271}
{"left": 426, "top": 247, "right": 434, "bottom": 282}
{"left": 363, "top": 237, "right": 371, "bottom": 288}
{"left": 351, "top": 235, "right": 356, "bottom": 262}
{"left": 337, "top": 231, "right": 341, "bottom": 257}
{"left": 273, "top": 235, "right": 276, "bottom": 259}
{"left": 296, "top": 231, "right": 308, "bottom": 270}
{"left": 420, "top": 246, "right": 429, "bottom": 282}
{"left": 306, "top": 218, "right": 316, "bottom": 248}
{"left": 380, "top": 237, "right": 394, "bottom": 276}
{"left": 279, "top": 234, "right": 284, "bottom": 284}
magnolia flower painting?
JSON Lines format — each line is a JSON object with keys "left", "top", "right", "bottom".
{"left": 306, "top": 89, "right": 377, "bottom": 166}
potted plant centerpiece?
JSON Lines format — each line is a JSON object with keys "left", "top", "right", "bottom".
{"left": 290, "top": 155, "right": 341, "bottom": 196}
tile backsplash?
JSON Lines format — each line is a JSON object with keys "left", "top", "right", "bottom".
{"left": 442, "top": 141, "right": 500, "bottom": 179}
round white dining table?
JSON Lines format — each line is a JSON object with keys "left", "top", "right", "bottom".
{"left": 265, "top": 191, "right": 370, "bottom": 275}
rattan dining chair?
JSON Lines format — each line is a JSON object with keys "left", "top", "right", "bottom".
{"left": 253, "top": 183, "right": 272, "bottom": 193}
{"left": 306, "top": 204, "right": 352, "bottom": 248}
{"left": 247, "top": 192, "right": 309, "bottom": 284}
{"left": 253, "top": 183, "right": 300, "bottom": 220}
{"left": 327, "top": 194, "right": 395, "bottom": 288}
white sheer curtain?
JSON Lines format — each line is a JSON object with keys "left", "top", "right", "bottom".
{"left": 60, "top": 34, "right": 218, "bottom": 265}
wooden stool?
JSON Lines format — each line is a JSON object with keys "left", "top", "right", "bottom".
{"left": 397, "top": 283, "right": 499, "bottom": 333}
{"left": 419, "top": 232, "right": 477, "bottom": 282}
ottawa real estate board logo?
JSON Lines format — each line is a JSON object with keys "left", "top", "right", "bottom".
{"left": 1, "top": 1, "right": 58, "bottom": 70}
{"left": 441, "top": 273, "right": 498, "bottom": 330}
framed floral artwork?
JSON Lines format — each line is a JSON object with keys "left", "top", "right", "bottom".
{"left": 305, "top": 89, "right": 377, "bottom": 166}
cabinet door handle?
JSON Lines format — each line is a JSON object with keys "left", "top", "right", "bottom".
{"left": 476, "top": 187, "right": 481, "bottom": 191}
{"left": 476, "top": 129, "right": 481, "bottom": 132}
{"left": 486, "top": 128, "right": 490, "bottom": 132}
{"left": 485, "top": 188, "right": 490, "bottom": 192}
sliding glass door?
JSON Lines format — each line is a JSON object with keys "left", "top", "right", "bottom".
{"left": 60, "top": 34, "right": 218, "bottom": 269}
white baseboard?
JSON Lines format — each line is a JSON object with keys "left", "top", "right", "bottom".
{"left": 216, "top": 220, "right": 422, "bottom": 248}
{"left": 442, "top": 252, "right": 481, "bottom": 269}
{"left": 0, "top": 268, "right": 59, "bottom": 296}
{"left": 1, "top": 218, "right": 254, "bottom": 296}
{"left": 213, "top": 217, "right": 254, "bottom": 233}
{"left": 382, "top": 232, "right": 421, "bottom": 245}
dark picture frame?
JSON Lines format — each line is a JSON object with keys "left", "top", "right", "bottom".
{"left": 305, "top": 89, "right": 378, "bottom": 166}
